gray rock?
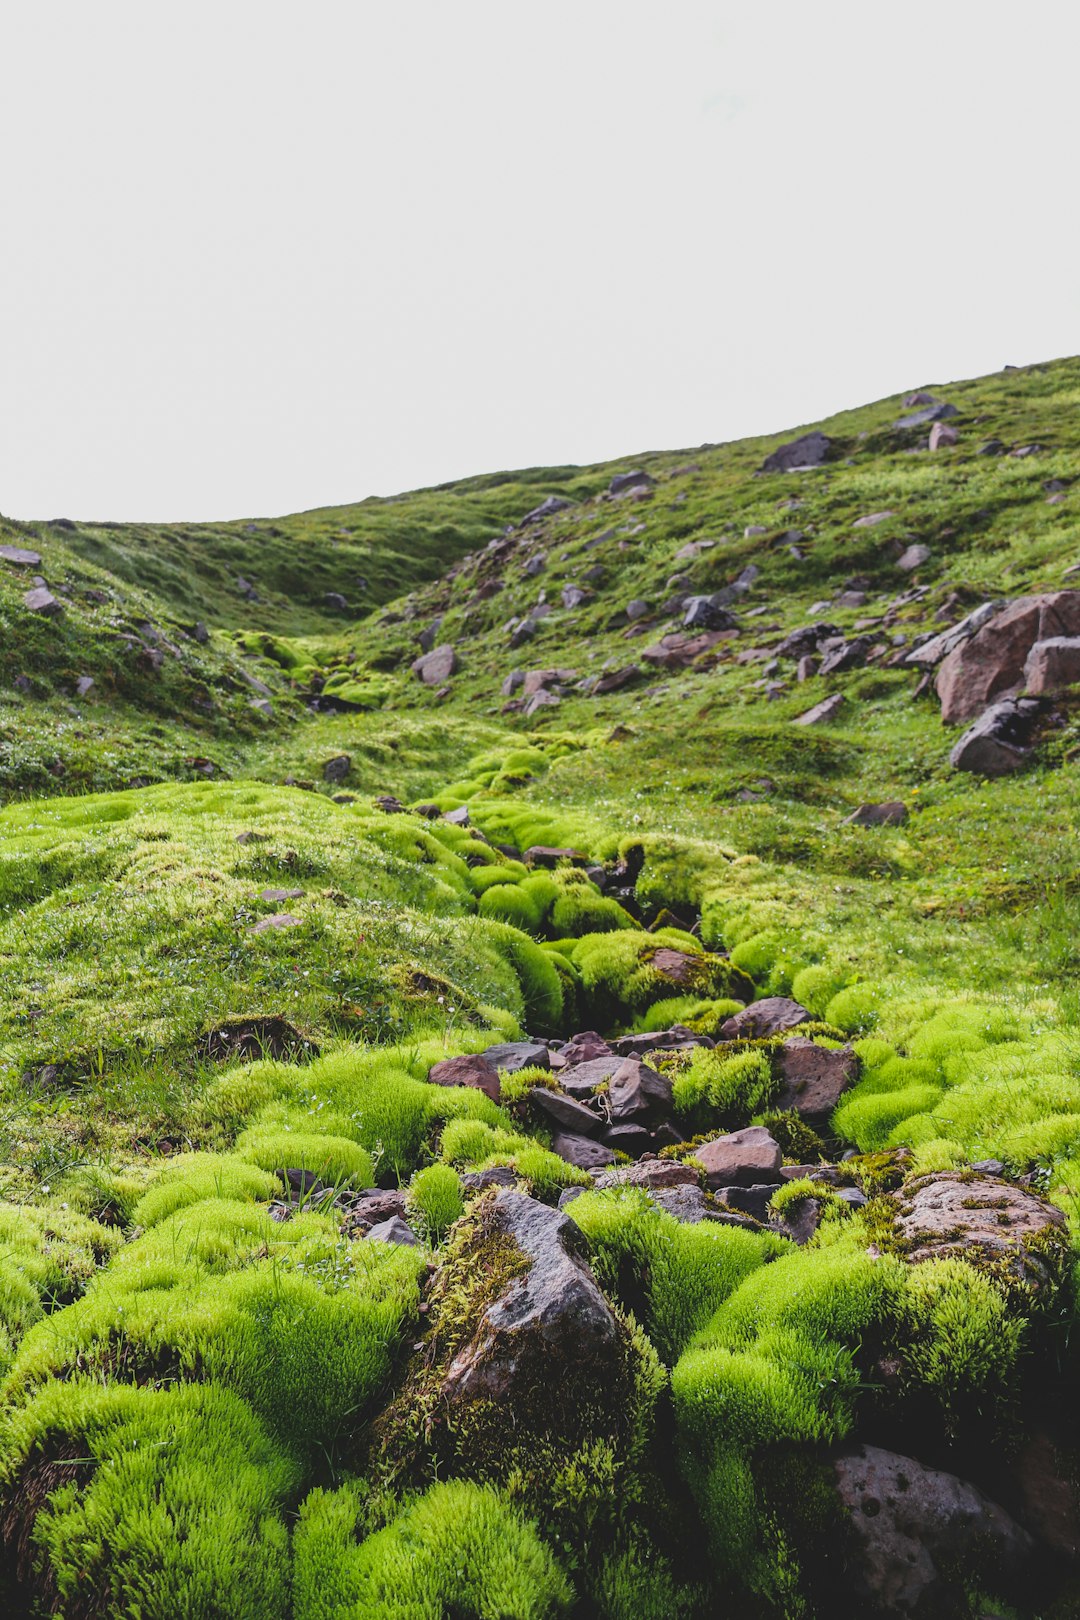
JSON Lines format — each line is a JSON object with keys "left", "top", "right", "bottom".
{"left": 775, "top": 621, "right": 843, "bottom": 659}
{"left": 605, "top": 1057, "right": 673, "bottom": 1120}
{"left": 24, "top": 587, "right": 62, "bottom": 617}
{"left": 928, "top": 422, "right": 958, "bottom": 451}
{"left": 593, "top": 1159, "right": 700, "bottom": 1192}
{"left": 683, "top": 595, "right": 739, "bottom": 632}
{"left": 0, "top": 545, "right": 41, "bottom": 566}
{"left": 322, "top": 754, "right": 351, "bottom": 783}
{"left": 550, "top": 1131, "right": 616, "bottom": 1170}
{"left": 897, "top": 543, "right": 932, "bottom": 571}
{"left": 561, "top": 584, "right": 589, "bottom": 609}
{"left": 75, "top": 676, "right": 94, "bottom": 698}
{"left": 713, "top": 1183, "right": 777, "bottom": 1221}
{"left": 483, "top": 1041, "right": 551, "bottom": 1074}
{"left": 600, "top": 1122, "right": 652, "bottom": 1155}
{"left": 894, "top": 402, "right": 958, "bottom": 429}
{"left": 845, "top": 801, "right": 908, "bottom": 826}
{"left": 610, "top": 470, "right": 655, "bottom": 495}
{"left": 834, "top": 1445, "right": 1032, "bottom": 1615}
{"left": 793, "top": 693, "right": 845, "bottom": 726}
{"left": 720, "top": 997, "right": 811, "bottom": 1039}
{"left": 324, "top": 592, "right": 349, "bottom": 611}
{"left": 650, "top": 1184, "right": 710, "bottom": 1223}
{"left": 520, "top": 496, "right": 572, "bottom": 525}
{"left": 501, "top": 670, "right": 524, "bottom": 695}
{"left": 366, "top": 1215, "right": 421, "bottom": 1246}
{"left": 530, "top": 1087, "right": 601, "bottom": 1135}
{"left": 852, "top": 511, "right": 896, "bottom": 529}
{"left": 818, "top": 635, "right": 875, "bottom": 676}
{"left": 523, "top": 554, "right": 546, "bottom": 577}
{"left": 625, "top": 598, "right": 652, "bottom": 621}
{"left": 411, "top": 644, "right": 458, "bottom": 685}
{"left": 760, "top": 432, "right": 831, "bottom": 473}
{"left": 903, "top": 601, "right": 1000, "bottom": 668}
{"left": 558, "top": 1054, "right": 626, "bottom": 1097}
{"left": 949, "top": 697, "right": 1040, "bottom": 775}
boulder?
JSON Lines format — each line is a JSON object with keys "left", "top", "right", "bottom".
{"left": 760, "top": 432, "right": 831, "bottom": 473}
{"left": 834, "top": 1445, "right": 1032, "bottom": 1615}
{"left": 775, "top": 621, "right": 842, "bottom": 659}
{"left": 683, "top": 596, "right": 740, "bottom": 632}
{"left": 818, "top": 635, "right": 875, "bottom": 676}
{"left": 904, "top": 601, "right": 1000, "bottom": 668}
{"left": 793, "top": 694, "right": 844, "bottom": 726}
{"left": 936, "top": 592, "right": 1080, "bottom": 723}
{"left": 411, "top": 644, "right": 458, "bottom": 685}
{"left": 720, "top": 997, "right": 811, "bottom": 1039}
{"left": 605, "top": 1057, "right": 673, "bottom": 1121}
{"left": 928, "top": 422, "right": 958, "bottom": 450}
{"left": 427, "top": 1052, "right": 501, "bottom": 1104}
{"left": 845, "top": 801, "right": 908, "bottom": 826}
{"left": 695, "top": 1126, "right": 782, "bottom": 1189}
{"left": 520, "top": 496, "right": 572, "bottom": 525}
{"left": 550, "top": 1130, "right": 615, "bottom": 1170}
{"left": 1023, "top": 635, "right": 1080, "bottom": 693}
{"left": 0, "top": 545, "right": 41, "bottom": 566}
{"left": 610, "top": 470, "right": 655, "bottom": 495}
{"left": 366, "top": 1215, "right": 421, "bottom": 1246}
{"left": 772, "top": 1038, "right": 859, "bottom": 1128}
{"left": 530, "top": 1087, "right": 601, "bottom": 1135}
{"left": 896, "top": 543, "right": 932, "bottom": 571}
{"left": 894, "top": 402, "right": 958, "bottom": 429}
{"left": 891, "top": 1170, "right": 1068, "bottom": 1294}
{"left": 322, "top": 754, "right": 351, "bottom": 783}
{"left": 558, "top": 1054, "right": 625, "bottom": 1097}
{"left": 949, "top": 697, "right": 1040, "bottom": 775}
{"left": 482, "top": 1041, "right": 551, "bottom": 1074}
{"left": 24, "top": 587, "right": 62, "bottom": 617}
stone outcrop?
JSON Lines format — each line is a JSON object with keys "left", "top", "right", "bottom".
{"left": 936, "top": 592, "right": 1080, "bottom": 722}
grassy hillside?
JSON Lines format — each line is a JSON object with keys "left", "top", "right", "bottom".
{"left": 1, "top": 358, "right": 1080, "bottom": 1618}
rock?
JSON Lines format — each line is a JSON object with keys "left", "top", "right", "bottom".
{"left": 593, "top": 1159, "right": 700, "bottom": 1192}
{"left": 600, "top": 1122, "right": 652, "bottom": 1155}
{"left": 324, "top": 592, "right": 349, "bottom": 611}
{"left": 852, "top": 511, "right": 896, "bottom": 529}
{"left": 530, "top": 1087, "right": 601, "bottom": 1135}
{"left": 695, "top": 1126, "right": 782, "bottom": 1190}
{"left": 24, "top": 587, "right": 62, "bottom": 617}
{"left": 558, "top": 1054, "right": 625, "bottom": 1097}
{"left": 773, "top": 1038, "right": 859, "bottom": 1128}
{"left": 524, "top": 690, "right": 559, "bottom": 717}
{"left": 713, "top": 1183, "right": 777, "bottom": 1222}
{"left": 558, "top": 1031, "right": 613, "bottom": 1064}
{"left": 894, "top": 401, "right": 958, "bottom": 429}
{"left": 605, "top": 1058, "right": 673, "bottom": 1121}
{"left": 760, "top": 431, "right": 831, "bottom": 473}
{"left": 440, "top": 1192, "right": 620, "bottom": 1417}
{"left": 461, "top": 1166, "right": 519, "bottom": 1194}
{"left": 366, "top": 1216, "right": 421, "bottom": 1246}
{"left": 936, "top": 592, "right": 1080, "bottom": 722}
{"left": 427, "top": 1053, "right": 501, "bottom": 1104}
{"left": 682, "top": 596, "right": 740, "bottom": 632}
{"left": 236, "top": 576, "right": 258, "bottom": 599}
{"left": 650, "top": 1185, "right": 710, "bottom": 1223}
{"left": 978, "top": 438, "right": 1006, "bottom": 456}
{"left": 259, "top": 887, "right": 304, "bottom": 903}
{"left": 949, "top": 697, "right": 1040, "bottom": 775}
{"left": 845, "top": 801, "right": 908, "bottom": 826}
{"left": 904, "top": 601, "right": 1000, "bottom": 668}
{"left": 0, "top": 545, "right": 41, "bottom": 566}
{"left": 610, "top": 470, "right": 655, "bottom": 495}
{"left": 775, "top": 621, "right": 842, "bottom": 659}
{"left": 625, "top": 598, "right": 651, "bottom": 621}
{"left": 443, "top": 805, "right": 470, "bottom": 826}
{"left": 818, "top": 635, "right": 875, "bottom": 676}
{"left": 75, "top": 676, "right": 94, "bottom": 698}
{"left": 896, "top": 543, "right": 931, "bottom": 571}
{"left": 610, "top": 1027, "right": 713, "bottom": 1057}
{"left": 720, "top": 997, "right": 811, "bottom": 1040}
{"left": 192, "top": 621, "right": 209, "bottom": 643}
{"left": 793, "top": 694, "right": 845, "bottom": 726}
{"left": 341, "top": 1188, "right": 409, "bottom": 1231}
{"left": 523, "top": 554, "right": 546, "bottom": 577}
{"left": 524, "top": 845, "right": 588, "bottom": 868}
{"left": 1013, "top": 1428, "right": 1080, "bottom": 1562}
{"left": 520, "top": 496, "right": 572, "bottom": 525}
{"left": 550, "top": 1130, "right": 616, "bottom": 1170}
{"left": 417, "top": 617, "right": 443, "bottom": 654}
{"left": 250, "top": 912, "right": 303, "bottom": 933}
{"left": 500, "top": 670, "right": 524, "bottom": 696}
{"left": 561, "top": 584, "right": 589, "bottom": 609}
{"left": 1023, "top": 635, "right": 1080, "bottom": 693}
{"left": 928, "top": 422, "right": 958, "bottom": 450}
{"left": 649, "top": 947, "right": 703, "bottom": 988}
{"left": 892, "top": 1170, "right": 1067, "bottom": 1293}
{"left": 833, "top": 1445, "right": 1032, "bottom": 1615}
{"left": 796, "top": 655, "right": 817, "bottom": 681}
{"left": 411, "top": 644, "right": 458, "bottom": 685}
{"left": 509, "top": 618, "right": 539, "bottom": 648}
{"left": 482, "top": 1041, "right": 551, "bottom": 1074}
{"left": 322, "top": 754, "right": 351, "bottom": 783}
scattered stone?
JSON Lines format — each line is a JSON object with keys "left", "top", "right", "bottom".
{"left": 818, "top": 635, "right": 875, "bottom": 676}
{"left": 760, "top": 432, "right": 831, "bottom": 473}
{"left": 609, "top": 470, "right": 655, "bottom": 496}
{"left": 428, "top": 1053, "right": 501, "bottom": 1104}
{"left": 903, "top": 390, "right": 937, "bottom": 406}
{"left": 75, "top": 676, "right": 94, "bottom": 698}
{"left": 1023, "top": 635, "right": 1080, "bottom": 693}
{"left": 411, "top": 644, "right": 458, "bottom": 685}
{"left": 322, "top": 754, "right": 351, "bottom": 783}
{"left": 461, "top": 1166, "right": 519, "bottom": 1194}
{"left": 0, "top": 545, "right": 41, "bottom": 566}
{"left": 695, "top": 1126, "right": 782, "bottom": 1190}
{"left": 550, "top": 1131, "right": 616, "bottom": 1170}
{"left": 928, "top": 422, "right": 958, "bottom": 450}
{"left": 625, "top": 598, "right": 651, "bottom": 621}
{"left": 713, "top": 1183, "right": 776, "bottom": 1221}
{"left": 892, "top": 1170, "right": 1067, "bottom": 1292}
{"left": 720, "top": 997, "right": 811, "bottom": 1039}
{"left": 682, "top": 596, "right": 739, "bottom": 632}
{"left": 561, "top": 584, "right": 589, "bottom": 609}
{"left": 852, "top": 511, "right": 895, "bottom": 528}
{"left": 773, "top": 1038, "right": 859, "bottom": 1128}
{"left": 324, "top": 592, "right": 349, "bottom": 611}
{"left": 558, "top": 1031, "right": 613, "bottom": 1065}
{"left": 796, "top": 655, "right": 817, "bottom": 681}
{"left": 605, "top": 1057, "right": 673, "bottom": 1120}
{"left": 896, "top": 543, "right": 932, "bottom": 571}
{"left": 250, "top": 912, "right": 303, "bottom": 933}
{"left": 524, "top": 845, "right": 588, "bottom": 868}
{"left": 600, "top": 1122, "right": 652, "bottom": 1155}
{"left": 793, "top": 694, "right": 844, "bottom": 726}
{"left": 833, "top": 1445, "right": 1032, "bottom": 1615}
{"left": 950, "top": 697, "right": 1040, "bottom": 775}
{"left": 24, "top": 587, "right": 62, "bottom": 617}
{"left": 341, "top": 1188, "right": 409, "bottom": 1234}
{"left": 775, "top": 622, "right": 842, "bottom": 660}
{"left": 523, "top": 554, "right": 545, "bottom": 577}
{"left": 530, "top": 1087, "right": 601, "bottom": 1135}
{"left": 366, "top": 1216, "right": 421, "bottom": 1246}
{"left": 936, "top": 592, "right": 1080, "bottom": 722}
{"left": 593, "top": 1160, "right": 700, "bottom": 1192}
{"left": 520, "top": 496, "right": 572, "bottom": 525}
{"left": 482, "top": 1041, "right": 551, "bottom": 1073}
{"left": 978, "top": 438, "right": 1006, "bottom": 455}
{"left": 845, "top": 801, "right": 908, "bottom": 826}
{"left": 894, "top": 402, "right": 958, "bottom": 429}
{"left": 558, "top": 1055, "right": 626, "bottom": 1097}
{"left": 259, "top": 887, "right": 304, "bottom": 903}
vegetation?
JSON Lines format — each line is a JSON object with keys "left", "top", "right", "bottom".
{"left": 1, "top": 356, "right": 1080, "bottom": 1614}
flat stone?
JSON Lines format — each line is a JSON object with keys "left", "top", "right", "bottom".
{"left": 524, "top": 845, "right": 588, "bottom": 868}
{"left": 366, "top": 1215, "right": 421, "bottom": 1246}
{"left": 695, "top": 1126, "right": 782, "bottom": 1190}
{"left": 773, "top": 1038, "right": 859, "bottom": 1128}
{"left": 714, "top": 1183, "right": 777, "bottom": 1221}
{"left": 550, "top": 1131, "right": 615, "bottom": 1170}
{"left": 520, "top": 495, "right": 572, "bottom": 525}
{"left": 720, "top": 997, "right": 811, "bottom": 1040}
{"left": 482, "top": 1041, "right": 551, "bottom": 1074}
{"left": 650, "top": 1185, "right": 710, "bottom": 1222}
{"left": 852, "top": 511, "right": 896, "bottom": 528}
{"left": 250, "top": 912, "right": 303, "bottom": 933}
{"left": 892, "top": 1170, "right": 1067, "bottom": 1293}
{"left": 593, "top": 1159, "right": 700, "bottom": 1192}
{"left": 558, "top": 1054, "right": 626, "bottom": 1097}
{"left": 845, "top": 801, "right": 908, "bottom": 826}
{"left": 793, "top": 694, "right": 844, "bottom": 726}
{"left": 0, "top": 546, "right": 41, "bottom": 566}
{"left": 893, "top": 402, "right": 958, "bottom": 429}
{"left": 428, "top": 1053, "right": 501, "bottom": 1104}
{"left": 530, "top": 1086, "right": 601, "bottom": 1135}
{"left": 24, "top": 587, "right": 62, "bottom": 617}
{"left": 259, "top": 887, "right": 304, "bottom": 903}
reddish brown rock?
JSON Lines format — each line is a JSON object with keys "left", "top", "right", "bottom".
{"left": 720, "top": 997, "right": 811, "bottom": 1040}
{"left": 892, "top": 1170, "right": 1068, "bottom": 1293}
{"left": 936, "top": 592, "right": 1080, "bottom": 723}
{"left": 593, "top": 1159, "right": 700, "bottom": 1192}
{"left": 1023, "top": 635, "right": 1080, "bottom": 694}
{"left": 605, "top": 1057, "right": 673, "bottom": 1120}
{"left": 773, "top": 1038, "right": 859, "bottom": 1127}
{"left": 695, "top": 1125, "right": 782, "bottom": 1189}
{"left": 427, "top": 1053, "right": 501, "bottom": 1104}
{"left": 550, "top": 1131, "right": 615, "bottom": 1170}
{"left": 844, "top": 801, "right": 908, "bottom": 826}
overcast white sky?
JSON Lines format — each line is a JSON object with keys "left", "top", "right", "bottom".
{"left": 1, "top": 2, "right": 1077, "bottom": 522}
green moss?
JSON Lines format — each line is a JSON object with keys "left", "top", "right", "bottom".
{"left": 407, "top": 1164, "right": 464, "bottom": 1245}
{"left": 672, "top": 1047, "right": 774, "bottom": 1130}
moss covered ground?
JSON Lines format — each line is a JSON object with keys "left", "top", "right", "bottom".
{"left": 1, "top": 357, "right": 1079, "bottom": 1615}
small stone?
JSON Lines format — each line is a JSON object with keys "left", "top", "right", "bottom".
{"left": 720, "top": 997, "right": 811, "bottom": 1039}
{"left": 845, "top": 801, "right": 908, "bottom": 826}
{"left": 411, "top": 644, "right": 458, "bottom": 685}
{"left": 259, "top": 887, "right": 304, "bottom": 903}
{"left": 550, "top": 1131, "right": 615, "bottom": 1170}
{"left": 427, "top": 1053, "right": 502, "bottom": 1104}
{"left": 696, "top": 1126, "right": 782, "bottom": 1190}
{"left": 793, "top": 694, "right": 844, "bottom": 726}
{"left": 482, "top": 1041, "right": 551, "bottom": 1073}
{"left": 530, "top": 1087, "right": 601, "bottom": 1135}
{"left": 625, "top": 599, "right": 651, "bottom": 621}
{"left": 897, "top": 544, "right": 932, "bottom": 571}
{"left": 0, "top": 545, "right": 41, "bottom": 566}
{"left": 366, "top": 1216, "right": 421, "bottom": 1246}
{"left": 250, "top": 912, "right": 303, "bottom": 933}
{"left": 928, "top": 422, "right": 958, "bottom": 451}
{"left": 852, "top": 511, "right": 896, "bottom": 529}
{"left": 760, "top": 432, "right": 831, "bottom": 473}
{"left": 323, "top": 754, "right": 351, "bottom": 783}
{"left": 24, "top": 587, "right": 62, "bottom": 617}
{"left": 75, "top": 676, "right": 94, "bottom": 698}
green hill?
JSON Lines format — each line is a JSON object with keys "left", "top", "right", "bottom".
{"left": 1, "top": 358, "right": 1079, "bottom": 1618}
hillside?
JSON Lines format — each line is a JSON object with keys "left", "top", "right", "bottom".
{"left": 1, "top": 357, "right": 1079, "bottom": 1618}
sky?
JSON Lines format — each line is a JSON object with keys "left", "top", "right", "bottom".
{"left": 1, "top": 2, "right": 1077, "bottom": 522}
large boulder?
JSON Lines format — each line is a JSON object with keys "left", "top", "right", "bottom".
{"left": 834, "top": 1444, "right": 1032, "bottom": 1615}
{"left": 891, "top": 1170, "right": 1068, "bottom": 1294}
{"left": 760, "top": 432, "right": 831, "bottom": 473}
{"left": 904, "top": 601, "right": 1000, "bottom": 668}
{"left": 936, "top": 592, "right": 1080, "bottom": 723}
{"left": 949, "top": 697, "right": 1040, "bottom": 776}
